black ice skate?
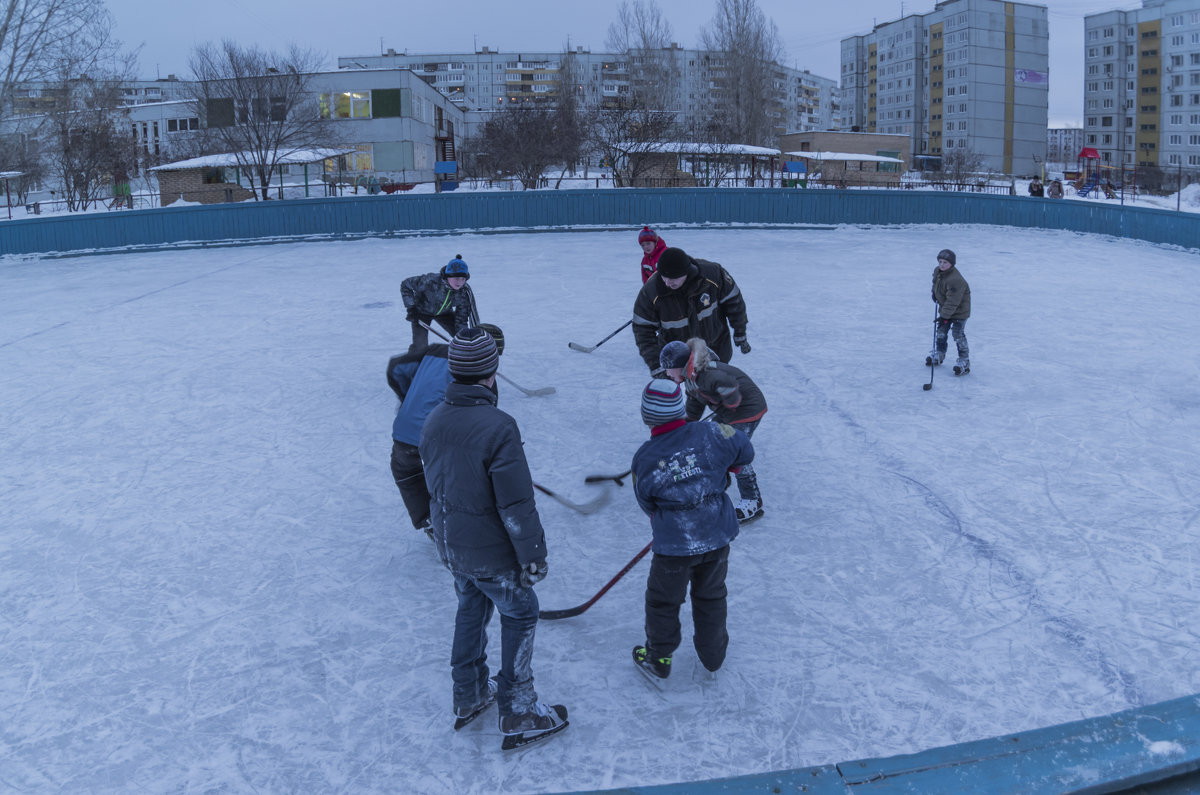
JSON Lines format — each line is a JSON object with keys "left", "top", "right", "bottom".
{"left": 453, "top": 677, "right": 497, "bottom": 730}
{"left": 499, "top": 702, "right": 569, "bottom": 750}
{"left": 633, "top": 645, "right": 671, "bottom": 687}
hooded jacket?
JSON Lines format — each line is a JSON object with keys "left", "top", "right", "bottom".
{"left": 640, "top": 237, "right": 668, "bottom": 283}
{"left": 631, "top": 420, "right": 754, "bottom": 556}
{"left": 401, "top": 272, "right": 479, "bottom": 333}
{"left": 387, "top": 344, "right": 450, "bottom": 446}
{"left": 932, "top": 265, "right": 971, "bottom": 321}
{"left": 420, "top": 382, "right": 546, "bottom": 578}
{"left": 684, "top": 361, "right": 767, "bottom": 425}
{"left": 632, "top": 257, "right": 748, "bottom": 370}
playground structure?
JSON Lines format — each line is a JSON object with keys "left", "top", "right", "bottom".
{"left": 1074, "top": 147, "right": 1135, "bottom": 199}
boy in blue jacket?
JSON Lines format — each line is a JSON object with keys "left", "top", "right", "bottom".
{"left": 630, "top": 379, "right": 754, "bottom": 681}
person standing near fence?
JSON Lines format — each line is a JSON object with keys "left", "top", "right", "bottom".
{"left": 638, "top": 226, "right": 667, "bottom": 283}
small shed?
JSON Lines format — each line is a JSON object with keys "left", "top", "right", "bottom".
{"left": 150, "top": 148, "right": 351, "bottom": 206}
{"left": 781, "top": 151, "right": 906, "bottom": 187}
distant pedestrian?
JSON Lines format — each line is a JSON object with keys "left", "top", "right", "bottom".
{"left": 630, "top": 378, "right": 754, "bottom": 683}
{"left": 401, "top": 255, "right": 480, "bottom": 351}
{"left": 659, "top": 338, "right": 766, "bottom": 524}
{"left": 387, "top": 324, "right": 504, "bottom": 537}
{"left": 638, "top": 226, "right": 667, "bottom": 283}
{"left": 632, "top": 246, "right": 750, "bottom": 375}
{"left": 927, "top": 249, "right": 971, "bottom": 376}
{"left": 1028, "top": 177, "right": 1044, "bottom": 197}
{"left": 420, "top": 327, "right": 568, "bottom": 749}
{"left": 1047, "top": 179, "right": 1064, "bottom": 199}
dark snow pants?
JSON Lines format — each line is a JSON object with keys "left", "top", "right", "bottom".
{"left": 390, "top": 440, "right": 430, "bottom": 530}
{"left": 935, "top": 318, "right": 969, "bottom": 362}
{"left": 644, "top": 544, "right": 731, "bottom": 672}
{"left": 409, "top": 314, "right": 455, "bottom": 351}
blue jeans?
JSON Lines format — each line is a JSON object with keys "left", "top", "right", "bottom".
{"left": 731, "top": 419, "right": 761, "bottom": 502}
{"left": 935, "top": 318, "right": 969, "bottom": 361}
{"left": 451, "top": 573, "right": 539, "bottom": 718}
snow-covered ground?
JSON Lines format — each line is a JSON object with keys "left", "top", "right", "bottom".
{"left": 2, "top": 225, "right": 1199, "bottom": 793}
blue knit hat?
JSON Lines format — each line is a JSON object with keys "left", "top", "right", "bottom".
{"left": 443, "top": 255, "right": 469, "bottom": 279}
{"left": 448, "top": 326, "right": 498, "bottom": 381}
{"left": 641, "top": 379, "right": 686, "bottom": 426}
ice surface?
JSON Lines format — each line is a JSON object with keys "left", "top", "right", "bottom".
{"left": 2, "top": 225, "right": 1199, "bottom": 792}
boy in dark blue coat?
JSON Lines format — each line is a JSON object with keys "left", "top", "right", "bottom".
{"left": 387, "top": 324, "right": 503, "bottom": 536}
{"left": 630, "top": 379, "right": 754, "bottom": 681}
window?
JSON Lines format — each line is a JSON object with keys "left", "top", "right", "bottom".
{"left": 321, "top": 91, "right": 371, "bottom": 119}
{"left": 1169, "top": 134, "right": 1182, "bottom": 144}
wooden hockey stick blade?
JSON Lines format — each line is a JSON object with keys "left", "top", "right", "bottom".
{"left": 532, "top": 482, "right": 611, "bottom": 514}
{"left": 497, "top": 372, "right": 555, "bottom": 397}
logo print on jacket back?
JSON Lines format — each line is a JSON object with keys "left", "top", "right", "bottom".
{"left": 665, "top": 453, "right": 701, "bottom": 483}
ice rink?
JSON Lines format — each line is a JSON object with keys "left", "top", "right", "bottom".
{"left": 2, "top": 224, "right": 1199, "bottom": 792}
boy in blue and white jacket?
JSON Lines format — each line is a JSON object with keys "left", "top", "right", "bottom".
{"left": 630, "top": 379, "right": 754, "bottom": 680}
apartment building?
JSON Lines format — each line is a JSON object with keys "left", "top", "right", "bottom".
{"left": 337, "top": 46, "right": 841, "bottom": 141}
{"left": 1083, "top": 0, "right": 1200, "bottom": 171}
{"left": 1047, "top": 126, "right": 1084, "bottom": 165}
{"left": 841, "top": 0, "right": 1049, "bottom": 174}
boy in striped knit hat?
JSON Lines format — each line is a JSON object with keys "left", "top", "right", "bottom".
{"left": 629, "top": 379, "right": 754, "bottom": 683}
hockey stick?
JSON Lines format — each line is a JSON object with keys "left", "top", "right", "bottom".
{"left": 419, "top": 321, "right": 555, "bottom": 397}
{"left": 583, "top": 413, "right": 715, "bottom": 486}
{"left": 533, "top": 482, "right": 611, "bottom": 514}
{"left": 584, "top": 468, "right": 632, "bottom": 486}
{"left": 568, "top": 320, "right": 632, "bottom": 353}
{"left": 924, "top": 306, "right": 938, "bottom": 392}
{"left": 539, "top": 541, "right": 653, "bottom": 620}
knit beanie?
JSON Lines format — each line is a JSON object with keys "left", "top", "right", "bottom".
{"left": 443, "top": 255, "right": 470, "bottom": 279}
{"left": 477, "top": 323, "right": 505, "bottom": 356}
{"left": 448, "top": 326, "right": 498, "bottom": 381}
{"left": 638, "top": 226, "right": 658, "bottom": 244}
{"left": 656, "top": 247, "right": 691, "bottom": 279}
{"left": 936, "top": 249, "right": 956, "bottom": 266}
{"left": 659, "top": 340, "right": 691, "bottom": 370}
{"left": 641, "top": 379, "right": 686, "bottom": 426}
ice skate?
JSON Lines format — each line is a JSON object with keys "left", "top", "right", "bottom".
{"left": 925, "top": 350, "right": 944, "bottom": 367}
{"left": 735, "top": 498, "right": 764, "bottom": 524}
{"left": 499, "top": 702, "right": 569, "bottom": 750}
{"left": 453, "top": 677, "right": 497, "bottom": 730}
{"left": 633, "top": 645, "right": 671, "bottom": 687}
{"left": 953, "top": 358, "right": 970, "bottom": 376}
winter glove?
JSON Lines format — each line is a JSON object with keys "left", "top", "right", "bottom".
{"left": 405, "top": 305, "right": 418, "bottom": 322}
{"left": 734, "top": 335, "right": 751, "bottom": 354}
{"left": 650, "top": 366, "right": 667, "bottom": 379}
{"left": 519, "top": 560, "right": 548, "bottom": 588}
{"left": 937, "top": 317, "right": 952, "bottom": 328}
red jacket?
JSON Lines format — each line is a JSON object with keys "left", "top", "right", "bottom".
{"left": 640, "top": 237, "right": 667, "bottom": 283}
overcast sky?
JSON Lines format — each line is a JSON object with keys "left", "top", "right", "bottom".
{"left": 105, "top": 0, "right": 1137, "bottom": 127}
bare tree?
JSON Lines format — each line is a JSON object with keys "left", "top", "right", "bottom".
{"left": 42, "top": 75, "right": 135, "bottom": 210}
{"left": 699, "top": 0, "right": 784, "bottom": 146}
{"left": 0, "top": 0, "right": 119, "bottom": 113}
{"left": 587, "top": 101, "right": 678, "bottom": 187}
{"left": 187, "top": 41, "right": 337, "bottom": 200}
{"left": 468, "top": 104, "right": 560, "bottom": 190}
{"left": 605, "top": 0, "right": 677, "bottom": 112}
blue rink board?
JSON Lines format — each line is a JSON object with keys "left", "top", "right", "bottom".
{"left": 580, "top": 695, "right": 1200, "bottom": 795}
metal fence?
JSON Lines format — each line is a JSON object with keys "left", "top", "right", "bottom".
{"left": 3, "top": 187, "right": 1200, "bottom": 257}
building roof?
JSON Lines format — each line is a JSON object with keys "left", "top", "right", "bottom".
{"left": 150, "top": 148, "right": 353, "bottom": 172}
{"left": 642, "top": 142, "right": 782, "bottom": 156}
{"left": 783, "top": 151, "right": 905, "bottom": 163}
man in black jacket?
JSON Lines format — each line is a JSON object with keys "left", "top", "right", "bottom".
{"left": 419, "top": 327, "right": 568, "bottom": 748}
{"left": 632, "top": 246, "right": 750, "bottom": 375}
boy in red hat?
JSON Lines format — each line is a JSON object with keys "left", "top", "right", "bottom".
{"left": 638, "top": 227, "right": 667, "bottom": 283}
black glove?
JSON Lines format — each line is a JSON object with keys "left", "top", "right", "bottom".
{"left": 405, "top": 306, "right": 418, "bottom": 322}
{"left": 937, "top": 317, "right": 952, "bottom": 328}
{"left": 520, "top": 560, "right": 548, "bottom": 588}
{"left": 650, "top": 366, "right": 667, "bottom": 379}
{"left": 734, "top": 335, "right": 751, "bottom": 354}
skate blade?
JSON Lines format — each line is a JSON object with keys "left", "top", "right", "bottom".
{"left": 737, "top": 508, "right": 765, "bottom": 525}
{"left": 500, "top": 719, "right": 569, "bottom": 750}
{"left": 453, "top": 700, "right": 494, "bottom": 731}
{"left": 635, "top": 662, "right": 669, "bottom": 689}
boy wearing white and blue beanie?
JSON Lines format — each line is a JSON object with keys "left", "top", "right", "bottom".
{"left": 630, "top": 379, "right": 754, "bottom": 683}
